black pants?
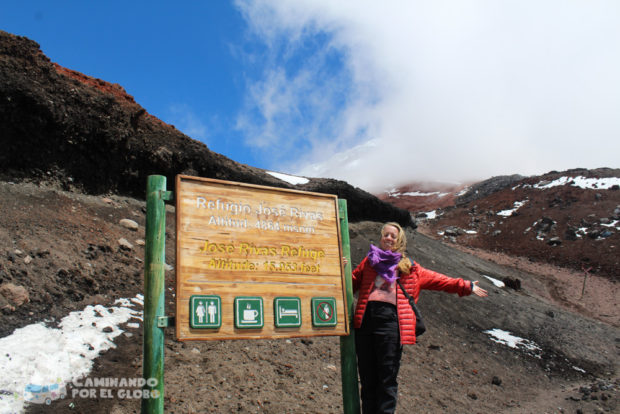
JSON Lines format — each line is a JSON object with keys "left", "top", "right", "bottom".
{"left": 355, "top": 301, "right": 403, "bottom": 414}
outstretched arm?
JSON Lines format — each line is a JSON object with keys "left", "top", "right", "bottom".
{"left": 417, "top": 265, "right": 489, "bottom": 297}
{"left": 471, "top": 281, "right": 488, "bottom": 297}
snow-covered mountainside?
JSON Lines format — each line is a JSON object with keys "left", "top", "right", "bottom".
{"left": 378, "top": 168, "right": 620, "bottom": 281}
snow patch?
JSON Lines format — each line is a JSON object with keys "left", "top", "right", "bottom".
{"left": 531, "top": 176, "right": 620, "bottom": 190}
{"left": 266, "top": 171, "right": 309, "bottom": 185}
{"left": 0, "top": 295, "right": 143, "bottom": 413}
{"left": 484, "top": 329, "right": 542, "bottom": 357}
{"left": 424, "top": 210, "right": 438, "bottom": 219}
{"left": 483, "top": 275, "right": 505, "bottom": 288}
{"left": 601, "top": 220, "right": 619, "bottom": 229}
{"left": 497, "top": 200, "right": 528, "bottom": 217}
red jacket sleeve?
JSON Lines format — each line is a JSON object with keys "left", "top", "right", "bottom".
{"left": 416, "top": 263, "right": 473, "bottom": 296}
{"left": 351, "top": 257, "right": 368, "bottom": 293}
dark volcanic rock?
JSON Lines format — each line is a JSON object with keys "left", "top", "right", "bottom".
{"left": 420, "top": 167, "right": 620, "bottom": 280}
{"left": 0, "top": 30, "right": 412, "bottom": 226}
{"left": 456, "top": 174, "right": 525, "bottom": 206}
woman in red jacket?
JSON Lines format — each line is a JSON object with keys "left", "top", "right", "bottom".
{"left": 352, "top": 222, "right": 487, "bottom": 414}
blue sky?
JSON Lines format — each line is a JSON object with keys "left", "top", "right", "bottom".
{"left": 2, "top": 1, "right": 619, "bottom": 191}
{"left": 1, "top": 2, "right": 269, "bottom": 167}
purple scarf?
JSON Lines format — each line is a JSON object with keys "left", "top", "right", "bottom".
{"left": 367, "top": 244, "right": 401, "bottom": 284}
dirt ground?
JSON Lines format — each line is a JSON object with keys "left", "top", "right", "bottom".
{"left": 0, "top": 180, "right": 617, "bottom": 414}
{"left": 416, "top": 224, "right": 620, "bottom": 329}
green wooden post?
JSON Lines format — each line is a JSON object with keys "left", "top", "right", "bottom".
{"left": 142, "top": 175, "right": 171, "bottom": 414}
{"left": 339, "top": 199, "right": 360, "bottom": 414}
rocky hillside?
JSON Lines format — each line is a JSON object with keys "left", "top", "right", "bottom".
{"left": 1, "top": 181, "right": 617, "bottom": 414}
{"left": 0, "top": 30, "right": 412, "bottom": 227}
{"left": 380, "top": 168, "right": 620, "bottom": 281}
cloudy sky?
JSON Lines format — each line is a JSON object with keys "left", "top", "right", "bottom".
{"left": 3, "top": 1, "right": 619, "bottom": 191}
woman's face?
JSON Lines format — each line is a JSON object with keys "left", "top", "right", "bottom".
{"left": 380, "top": 225, "right": 399, "bottom": 251}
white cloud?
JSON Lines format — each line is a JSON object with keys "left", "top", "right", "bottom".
{"left": 236, "top": 0, "right": 620, "bottom": 191}
{"left": 232, "top": 8, "right": 355, "bottom": 168}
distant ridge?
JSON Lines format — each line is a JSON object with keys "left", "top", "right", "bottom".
{"left": 378, "top": 168, "right": 620, "bottom": 280}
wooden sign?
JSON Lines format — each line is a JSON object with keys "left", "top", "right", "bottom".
{"left": 175, "top": 175, "right": 349, "bottom": 341}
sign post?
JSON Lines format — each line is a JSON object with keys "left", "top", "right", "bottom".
{"left": 142, "top": 175, "right": 171, "bottom": 414}
{"left": 338, "top": 199, "right": 361, "bottom": 414}
{"left": 143, "top": 174, "right": 357, "bottom": 412}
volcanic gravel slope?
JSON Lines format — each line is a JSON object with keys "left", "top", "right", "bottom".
{"left": 0, "top": 181, "right": 615, "bottom": 413}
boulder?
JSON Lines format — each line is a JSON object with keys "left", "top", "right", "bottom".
{"left": 536, "top": 217, "right": 556, "bottom": 233}
{"left": 501, "top": 277, "right": 521, "bottom": 290}
{"left": 456, "top": 174, "right": 525, "bottom": 206}
{"left": 444, "top": 226, "right": 461, "bottom": 237}
{"left": 119, "top": 218, "right": 139, "bottom": 231}
{"left": 118, "top": 238, "right": 134, "bottom": 251}
{"left": 0, "top": 283, "right": 30, "bottom": 308}
{"left": 564, "top": 226, "right": 578, "bottom": 241}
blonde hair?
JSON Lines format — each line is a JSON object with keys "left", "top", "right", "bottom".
{"left": 381, "top": 222, "right": 412, "bottom": 274}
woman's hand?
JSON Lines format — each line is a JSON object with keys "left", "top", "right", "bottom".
{"left": 471, "top": 281, "right": 488, "bottom": 297}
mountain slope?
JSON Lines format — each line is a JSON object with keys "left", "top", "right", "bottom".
{"left": 0, "top": 30, "right": 411, "bottom": 227}
{"left": 380, "top": 169, "right": 620, "bottom": 281}
{"left": 0, "top": 182, "right": 616, "bottom": 413}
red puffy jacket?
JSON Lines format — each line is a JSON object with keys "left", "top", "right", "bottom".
{"left": 352, "top": 257, "right": 473, "bottom": 345}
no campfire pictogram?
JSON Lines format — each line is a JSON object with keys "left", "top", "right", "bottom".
{"left": 311, "top": 297, "right": 337, "bottom": 327}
